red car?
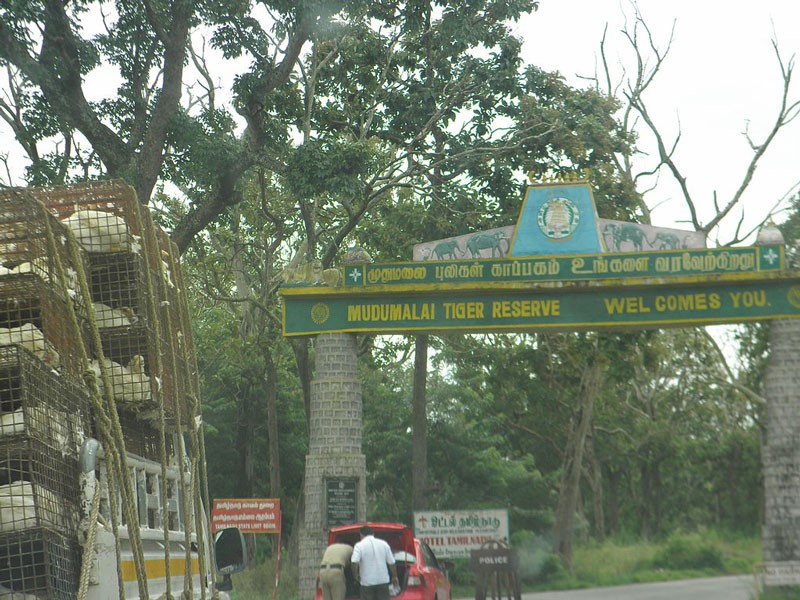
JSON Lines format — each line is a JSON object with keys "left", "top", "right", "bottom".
{"left": 316, "top": 522, "right": 452, "bottom": 600}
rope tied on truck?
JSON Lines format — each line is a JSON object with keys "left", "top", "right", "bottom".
{"left": 1, "top": 181, "right": 215, "bottom": 598}
{"left": 42, "top": 203, "right": 148, "bottom": 599}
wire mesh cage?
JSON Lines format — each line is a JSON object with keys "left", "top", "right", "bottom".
{"left": 0, "top": 527, "right": 80, "bottom": 599}
{"left": 0, "top": 436, "right": 81, "bottom": 534}
{"left": 27, "top": 180, "right": 142, "bottom": 254}
{"left": 0, "top": 189, "right": 81, "bottom": 295}
{"left": 85, "top": 251, "right": 152, "bottom": 331}
{"left": 116, "top": 411, "right": 174, "bottom": 463}
{"left": 0, "top": 345, "right": 90, "bottom": 451}
{"left": 31, "top": 181, "right": 194, "bottom": 428}
{"left": 91, "top": 327, "right": 156, "bottom": 414}
{"left": 0, "top": 181, "right": 210, "bottom": 594}
{"left": 0, "top": 276, "right": 87, "bottom": 381}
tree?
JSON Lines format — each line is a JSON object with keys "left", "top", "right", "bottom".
{"left": 593, "top": 6, "right": 800, "bottom": 238}
{"left": 3, "top": 1, "right": 792, "bottom": 574}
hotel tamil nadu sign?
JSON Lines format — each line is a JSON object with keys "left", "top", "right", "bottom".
{"left": 280, "top": 179, "right": 800, "bottom": 336}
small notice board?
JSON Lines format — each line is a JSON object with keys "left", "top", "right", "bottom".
{"left": 326, "top": 478, "right": 357, "bottom": 527}
{"left": 211, "top": 498, "right": 281, "bottom": 534}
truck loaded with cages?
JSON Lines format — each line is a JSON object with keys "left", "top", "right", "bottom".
{"left": 0, "top": 181, "right": 244, "bottom": 599}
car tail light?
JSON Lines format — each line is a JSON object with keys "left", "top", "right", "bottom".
{"left": 407, "top": 574, "right": 425, "bottom": 586}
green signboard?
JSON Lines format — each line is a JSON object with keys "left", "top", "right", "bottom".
{"left": 340, "top": 245, "right": 784, "bottom": 288}
{"left": 281, "top": 274, "right": 800, "bottom": 336}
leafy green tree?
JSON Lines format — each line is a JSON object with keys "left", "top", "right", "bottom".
{"left": 4, "top": 1, "right": 773, "bottom": 574}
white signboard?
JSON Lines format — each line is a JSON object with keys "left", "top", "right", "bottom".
{"left": 762, "top": 561, "right": 800, "bottom": 586}
{"left": 413, "top": 509, "right": 509, "bottom": 558}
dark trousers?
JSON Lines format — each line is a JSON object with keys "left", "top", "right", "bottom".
{"left": 359, "top": 583, "right": 390, "bottom": 600}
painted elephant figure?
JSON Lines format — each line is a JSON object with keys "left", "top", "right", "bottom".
{"left": 651, "top": 232, "right": 680, "bottom": 250}
{"left": 466, "top": 231, "right": 510, "bottom": 258}
{"left": 433, "top": 239, "right": 462, "bottom": 260}
{"left": 603, "top": 223, "right": 646, "bottom": 252}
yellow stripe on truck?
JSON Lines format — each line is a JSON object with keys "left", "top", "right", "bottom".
{"left": 121, "top": 557, "right": 200, "bottom": 582}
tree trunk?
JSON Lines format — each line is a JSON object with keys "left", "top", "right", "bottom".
{"left": 639, "top": 462, "right": 651, "bottom": 540}
{"left": 266, "top": 350, "right": 281, "bottom": 496}
{"left": 607, "top": 468, "right": 620, "bottom": 536}
{"left": 235, "top": 388, "right": 256, "bottom": 498}
{"left": 652, "top": 461, "right": 663, "bottom": 537}
{"left": 585, "top": 433, "right": 605, "bottom": 542}
{"left": 412, "top": 335, "right": 429, "bottom": 511}
{"left": 553, "top": 357, "right": 604, "bottom": 569}
{"left": 290, "top": 337, "right": 313, "bottom": 432}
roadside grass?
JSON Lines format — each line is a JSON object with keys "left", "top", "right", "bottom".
{"left": 228, "top": 556, "right": 297, "bottom": 600}
{"left": 553, "top": 529, "right": 761, "bottom": 590}
{"left": 227, "top": 530, "right": 763, "bottom": 599}
{"left": 759, "top": 590, "right": 800, "bottom": 600}
{"left": 516, "top": 529, "right": 762, "bottom": 592}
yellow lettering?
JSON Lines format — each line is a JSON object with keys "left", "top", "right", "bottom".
{"left": 443, "top": 302, "right": 484, "bottom": 319}
{"left": 654, "top": 293, "right": 719, "bottom": 312}
{"left": 603, "top": 298, "right": 625, "bottom": 314}
{"left": 491, "top": 299, "right": 560, "bottom": 318}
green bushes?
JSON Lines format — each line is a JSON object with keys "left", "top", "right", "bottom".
{"left": 511, "top": 531, "right": 565, "bottom": 585}
{"left": 651, "top": 532, "right": 724, "bottom": 572}
{"left": 229, "top": 554, "right": 297, "bottom": 600}
{"left": 228, "top": 530, "right": 760, "bottom": 598}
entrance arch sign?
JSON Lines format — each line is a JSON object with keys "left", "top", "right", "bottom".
{"left": 346, "top": 245, "right": 782, "bottom": 287}
{"left": 287, "top": 179, "right": 800, "bottom": 597}
{"left": 281, "top": 270, "right": 800, "bottom": 335}
{"left": 281, "top": 179, "right": 792, "bottom": 336}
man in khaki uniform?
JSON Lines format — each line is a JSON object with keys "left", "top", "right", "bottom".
{"left": 320, "top": 542, "right": 354, "bottom": 600}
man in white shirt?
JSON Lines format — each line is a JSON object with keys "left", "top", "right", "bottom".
{"left": 351, "top": 525, "right": 399, "bottom": 600}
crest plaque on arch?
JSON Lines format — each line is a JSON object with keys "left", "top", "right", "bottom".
{"left": 510, "top": 182, "right": 603, "bottom": 256}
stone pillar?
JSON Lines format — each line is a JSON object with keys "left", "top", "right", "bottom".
{"left": 758, "top": 222, "right": 800, "bottom": 587}
{"left": 762, "top": 319, "right": 800, "bottom": 583}
{"left": 298, "top": 332, "right": 366, "bottom": 600}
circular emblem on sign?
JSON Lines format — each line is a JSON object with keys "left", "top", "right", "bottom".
{"left": 311, "top": 303, "right": 330, "bottom": 324}
{"left": 538, "top": 197, "right": 579, "bottom": 240}
{"left": 788, "top": 286, "right": 800, "bottom": 309}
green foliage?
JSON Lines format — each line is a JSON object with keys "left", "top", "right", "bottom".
{"left": 2, "top": 0, "right": 769, "bottom": 572}
{"left": 441, "top": 558, "right": 475, "bottom": 588}
{"left": 651, "top": 532, "right": 724, "bottom": 571}
{"left": 284, "top": 139, "right": 374, "bottom": 200}
{"left": 229, "top": 551, "right": 298, "bottom": 600}
{"left": 761, "top": 588, "right": 800, "bottom": 600}
{"left": 539, "top": 531, "right": 760, "bottom": 591}
{"left": 512, "top": 530, "right": 565, "bottom": 584}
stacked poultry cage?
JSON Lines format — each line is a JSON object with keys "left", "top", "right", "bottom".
{"left": 0, "top": 191, "right": 91, "bottom": 598}
{"left": 0, "top": 180, "right": 200, "bottom": 596}
{"left": 30, "top": 180, "right": 197, "bottom": 432}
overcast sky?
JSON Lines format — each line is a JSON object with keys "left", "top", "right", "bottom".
{"left": 516, "top": 0, "right": 800, "bottom": 244}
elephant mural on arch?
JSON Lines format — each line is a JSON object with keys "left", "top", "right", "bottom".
{"left": 465, "top": 231, "right": 510, "bottom": 258}
{"left": 432, "top": 239, "right": 462, "bottom": 260}
{"left": 651, "top": 232, "right": 681, "bottom": 250}
{"left": 602, "top": 223, "right": 647, "bottom": 252}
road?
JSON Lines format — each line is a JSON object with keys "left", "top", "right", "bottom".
{"left": 459, "top": 575, "right": 758, "bottom": 600}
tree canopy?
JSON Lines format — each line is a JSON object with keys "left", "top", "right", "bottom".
{"left": 0, "top": 0, "right": 792, "bottom": 574}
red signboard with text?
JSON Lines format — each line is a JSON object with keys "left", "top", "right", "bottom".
{"left": 211, "top": 498, "right": 281, "bottom": 534}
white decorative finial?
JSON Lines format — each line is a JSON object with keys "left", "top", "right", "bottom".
{"left": 756, "top": 220, "right": 785, "bottom": 246}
